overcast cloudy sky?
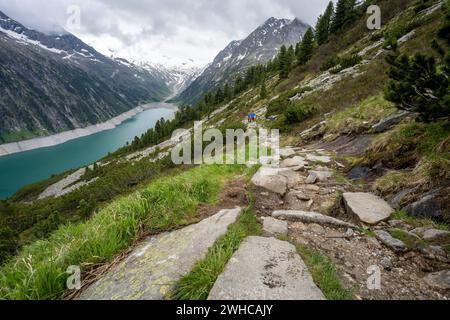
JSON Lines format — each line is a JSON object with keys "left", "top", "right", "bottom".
{"left": 0, "top": 0, "right": 332, "bottom": 68}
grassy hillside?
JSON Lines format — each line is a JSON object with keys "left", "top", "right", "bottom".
{"left": 0, "top": 165, "right": 245, "bottom": 299}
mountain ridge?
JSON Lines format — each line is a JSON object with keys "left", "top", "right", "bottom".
{"left": 175, "top": 17, "right": 310, "bottom": 105}
{"left": 0, "top": 10, "right": 171, "bottom": 143}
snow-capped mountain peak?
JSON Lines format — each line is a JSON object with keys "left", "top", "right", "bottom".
{"left": 177, "top": 17, "right": 309, "bottom": 104}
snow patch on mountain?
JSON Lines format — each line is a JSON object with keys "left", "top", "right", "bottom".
{"left": 0, "top": 26, "right": 65, "bottom": 54}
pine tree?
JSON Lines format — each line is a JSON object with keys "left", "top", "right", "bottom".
{"left": 260, "top": 80, "right": 268, "bottom": 99}
{"left": 214, "top": 87, "right": 224, "bottom": 104}
{"left": 297, "top": 27, "right": 315, "bottom": 65}
{"left": 331, "top": 0, "right": 355, "bottom": 34}
{"left": 384, "top": 53, "right": 450, "bottom": 122}
{"left": 295, "top": 42, "right": 301, "bottom": 57}
{"left": 278, "top": 45, "right": 290, "bottom": 79}
{"left": 223, "top": 83, "right": 232, "bottom": 101}
{"left": 287, "top": 45, "right": 295, "bottom": 70}
{"left": 316, "top": 1, "right": 334, "bottom": 45}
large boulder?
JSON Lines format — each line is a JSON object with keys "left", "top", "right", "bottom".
{"left": 343, "top": 193, "right": 394, "bottom": 225}
{"left": 208, "top": 237, "right": 325, "bottom": 300}
{"left": 251, "top": 167, "right": 288, "bottom": 195}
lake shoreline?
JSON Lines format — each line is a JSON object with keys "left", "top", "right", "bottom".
{"left": 0, "top": 102, "right": 178, "bottom": 158}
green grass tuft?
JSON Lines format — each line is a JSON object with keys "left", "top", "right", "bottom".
{"left": 296, "top": 245, "right": 354, "bottom": 300}
{"left": 388, "top": 228, "right": 424, "bottom": 250}
{"left": 171, "top": 208, "right": 261, "bottom": 300}
{"left": 0, "top": 165, "right": 244, "bottom": 300}
{"left": 391, "top": 211, "right": 449, "bottom": 231}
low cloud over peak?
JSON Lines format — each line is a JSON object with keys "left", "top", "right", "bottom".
{"left": 0, "top": 0, "right": 332, "bottom": 67}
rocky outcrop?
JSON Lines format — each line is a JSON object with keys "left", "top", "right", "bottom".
{"left": 403, "top": 190, "right": 444, "bottom": 220}
{"left": 343, "top": 193, "right": 394, "bottom": 225}
{"left": 372, "top": 111, "right": 411, "bottom": 133}
{"left": 208, "top": 237, "right": 325, "bottom": 300}
{"left": 79, "top": 208, "right": 242, "bottom": 300}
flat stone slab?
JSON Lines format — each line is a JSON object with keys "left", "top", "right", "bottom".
{"left": 343, "top": 193, "right": 394, "bottom": 225}
{"left": 79, "top": 208, "right": 242, "bottom": 300}
{"left": 263, "top": 217, "right": 288, "bottom": 236}
{"left": 208, "top": 237, "right": 325, "bottom": 300}
{"left": 423, "top": 229, "right": 450, "bottom": 242}
{"left": 272, "top": 210, "right": 357, "bottom": 229}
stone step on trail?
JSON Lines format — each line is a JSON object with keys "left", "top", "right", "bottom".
{"left": 262, "top": 217, "right": 288, "bottom": 236}
{"left": 272, "top": 210, "right": 357, "bottom": 229}
{"left": 208, "top": 236, "right": 325, "bottom": 300}
{"left": 79, "top": 208, "right": 242, "bottom": 300}
{"left": 251, "top": 167, "right": 303, "bottom": 196}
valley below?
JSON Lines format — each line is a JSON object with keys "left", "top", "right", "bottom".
{"left": 0, "top": 102, "right": 176, "bottom": 199}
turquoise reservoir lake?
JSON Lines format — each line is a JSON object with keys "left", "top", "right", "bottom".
{"left": 0, "top": 103, "right": 176, "bottom": 199}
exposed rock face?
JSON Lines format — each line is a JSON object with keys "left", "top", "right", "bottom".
{"left": 403, "top": 190, "right": 444, "bottom": 220}
{"left": 348, "top": 166, "right": 371, "bottom": 180}
{"left": 343, "top": 193, "right": 394, "bottom": 225}
{"left": 375, "top": 230, "right": 408, "bottom": 253}
{"left": 79, "top": 208, "right": 242, "bottom": 300}
{"left": 389, "top": 187, "right": 418, "bottom": 210}
{"left": 372, "top": 111, "right": 411, "bottom": 133}
{"left": 208, "top": 237, "right": 325, "bottom": 300}
{"left": 263, "top": 217, "right": 288, "bottom": 236}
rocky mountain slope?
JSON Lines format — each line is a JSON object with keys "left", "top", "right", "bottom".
{"left": 0, "top": 0, "right": 449, "bottom": 301}
{"left": 176, "top": 17, "right": 309, "bottom": 105}
{"left": 0, "top": 10, "right": 171, "bottom": 143}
